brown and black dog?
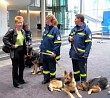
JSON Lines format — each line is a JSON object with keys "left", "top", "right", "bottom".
{"left": 62, "top": 71, "right": 82, "bottom": 98}
{"left": 48, "top": 71, "right": 82, "bottom": 98}
{"left": 31, "top": 50, "right": 43, "bottom": 75}
{"left": 25, "top": 46, "right": 43, "bottom": 74}
{"left": 48, "top": 79, "right": 63, "bottom": 92}
{"left": 77, "top": 76, "right": 109, "bottom": 94}
{"left": 25, "top": 46, "right": 34, "bottom": 68}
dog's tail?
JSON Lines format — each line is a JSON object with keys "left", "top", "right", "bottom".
{"left": 62, "top": 88, "right": 75, "bottom": 98}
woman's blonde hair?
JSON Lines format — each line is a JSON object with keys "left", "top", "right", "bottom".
{"left": 52, "top": 18, "right": 58, "bottom": 26}
{"left": 46, "top": 14, "right": 58, "bottom": 26}
{"left": 15, "top": 16, "right": 24, "bottom": 23}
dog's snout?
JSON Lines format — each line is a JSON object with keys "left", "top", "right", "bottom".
{"left": 65, "top": 81, "right": 70, "bottom": 85}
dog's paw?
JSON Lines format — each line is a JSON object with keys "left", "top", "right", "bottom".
{"left": 88, "top": 91, "right": 91, "bottom": 95}
{"left": 57, "top": 89, "right": 61, "bottom": 92}
{"left": 78, "top": 94, "right": 82, "bottom": 98}
{"left": 108, "top": 91, "right": 110, "bottom": 95}
{"left": 106, "top": 84, "right": 109, "bottom": 88}
{"left": 32, "top": 72, "right": 36, "bottom": 75}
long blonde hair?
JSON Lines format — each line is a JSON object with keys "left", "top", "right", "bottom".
{"left": 46, "top": 14, "right": 58, "bottom": 26}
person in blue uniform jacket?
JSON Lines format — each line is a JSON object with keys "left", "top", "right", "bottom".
{"left": 23, "top": 23, "right": 32, "bottom": 46}
{"left": 23, "top": 23, "right": 33, "bottom": 68}
{"left": 68, "top": 14, "right": 92, "bottom": 83}
{"left": 40, "top": 14, "right": 62, "bottom": 84}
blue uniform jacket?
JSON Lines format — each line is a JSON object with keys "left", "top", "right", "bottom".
{"left": 25, "top": 30, "right": 32, "bottom": 45}
{"left": 40, "top": 25, "right": 61, "bottom": 61}
{"left": 68, "top": 23, "right": 92, "bottom": 60}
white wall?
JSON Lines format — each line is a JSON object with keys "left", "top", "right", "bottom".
{"left": 0, "top": 2, "right": 8, "bottom": 41}
{"left": 20, "top": 11, "right": 40, "bottom": 29}
{"left": 8, "top": 10, "right": 19, "bottom": 29}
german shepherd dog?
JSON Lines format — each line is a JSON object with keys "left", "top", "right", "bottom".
{"left": 48, "top": 79, "right": 63, "bottom": 92}
{"left": 25, "top": 46, "right": 33, "bottom": 68}
{"left": 25, "top": 46, "right": 43, "bottom": 74}
{"left": 77, "top": 76, "right": 109, "bottom": 95}
{"left": 31, "top": 50, "right": 43, "bottom": 75}
{"left": 48, "top": 71, "right": 82, "bottom": 98}
{"left": 62, "top": 71, "right": 82, "bottom": 98}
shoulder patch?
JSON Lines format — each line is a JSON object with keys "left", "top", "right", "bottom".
{"left": 57, "top": 35, "right": 61, "bottom": 40}
{"left": 89, "top": 34, "right": 92, "bottom": 39}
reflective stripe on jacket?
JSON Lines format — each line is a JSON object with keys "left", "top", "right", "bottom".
{"left": 40, "top": 25, "right": 61, "bottom": 61}
{"left": 68, "top": 23, "right": 92, "bottom": 59}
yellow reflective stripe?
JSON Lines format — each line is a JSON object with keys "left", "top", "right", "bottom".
{"left": 47, "top": 34, "right": 54, "bottom": 38}
{"left": 54, "top": 41, "right": 61, "bottom": 44}
{"left": 78, "top": 32, "right": 85, "bottom": 36}
{"left": 85, "top": 40, "right": 92, "bottom": 42}
{"left": 80, "top": 74, "right": 87, "bottom": 77}
{"left": 71, "top": 32, "right": 75, "bottom": 35}
{"left": 68, "top": 36, "right": 71, "bottom": 38}
{"left": 74, "top": 71, "right": 80, "bottom": 74}
{"left": 44, "top": 34, "right": 46, "bottom": 36}
{"left": 46, "top": 50, "right": 52, "bottom": 54}
{"left": 28, "top": 36, "right": 32, "bottom": 39}
{"left": 43, "top": 71, "right": 50, "bottom": 74}
{"left": 50, "top": 72, "right": 56, "bottom": 76}
{"left": 77, "top": 48, "right": 85, "bottom": 52}
{"left": 55, "top": 55, "right": 60, "bottom": 60}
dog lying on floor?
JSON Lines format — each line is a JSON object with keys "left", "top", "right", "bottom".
{"left": 48, "top": 79, "right": 63, "bottom": 92}
{"left": 77, "top": 76, "right": 109, "bottom": 95}
{"left": 48, "top": 71, "right": 82, "bottom": 98}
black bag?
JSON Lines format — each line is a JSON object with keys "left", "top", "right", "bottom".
{"left": 2, "top": 29, "right": 14, "bottom": 53}
{"left": 2, "top": 45, "right": 10, "bottom": 53}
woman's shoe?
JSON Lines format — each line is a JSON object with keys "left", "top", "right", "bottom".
{"left": 14, "top": 85, "right": 22, "bottom": 88}
{"left": 19, "top": 80, "right": 27, "bottom": 84}
{"left": 42, "top": 80, "right": 50, "bottom": 84}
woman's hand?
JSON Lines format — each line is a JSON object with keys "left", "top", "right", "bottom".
{"left": 51, "top": 52, "right": 56, "bottom": 58}
{"left": 69, "top": 36, "right": 74, "bottom": 42}
{"left": 14, "top": 45, "right": 18, "bottom": 48}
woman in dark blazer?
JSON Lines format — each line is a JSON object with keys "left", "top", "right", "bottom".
{"left": 3, "top": 16, "right": 27, "bottom": 88}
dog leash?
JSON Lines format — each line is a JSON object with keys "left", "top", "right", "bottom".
{"left": 39, "top": 51, "right": 64, "bottom": 76}
{"left": 72, "top": 43, "right": 78, "bottom": 55}
{"left": 71, "top": 43, "right": 88, "bottom": 78}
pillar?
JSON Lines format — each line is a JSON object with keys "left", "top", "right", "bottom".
{"left": 41, "top": 0, "right": 45, "bottom": 35}
{"left": 27, "top": 5, "right": 30, "bottom": 27}
{"left": 0, "top": 0, "right": 8, "bottom": 44}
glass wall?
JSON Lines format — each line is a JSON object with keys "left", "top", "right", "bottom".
{"left": 83, "top": 0, "right": 110, "bottom": 32}
{"left": 52, "top": 0, "right": 68, "bottom": 29}
{"left": 29, "top": 0, "right": 110, "bottom": 33}
{"left": 51, "top": 0, "right": 81, "bottom": 30}
{"left": 83, "top": 0, "right": 110, "bottom": 20}
{"left": 52, "top": 0, "right": 110, "bottom": 32}
{"left": 67, "top": 0, "right": 80, "bottom": 29}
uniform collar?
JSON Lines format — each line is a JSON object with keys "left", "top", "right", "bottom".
{"left": 75, "top": 23, "right": 86, "bottom": 32}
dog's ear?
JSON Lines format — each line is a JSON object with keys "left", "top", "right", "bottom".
{"left": 64, "top": 70, "right": 67, "bottom": 75}
{"left": 69, "top": 72, "right": 72, "bottom": 78}
{"left": 77, "top": 84, "right": 84, "bottom": 90}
